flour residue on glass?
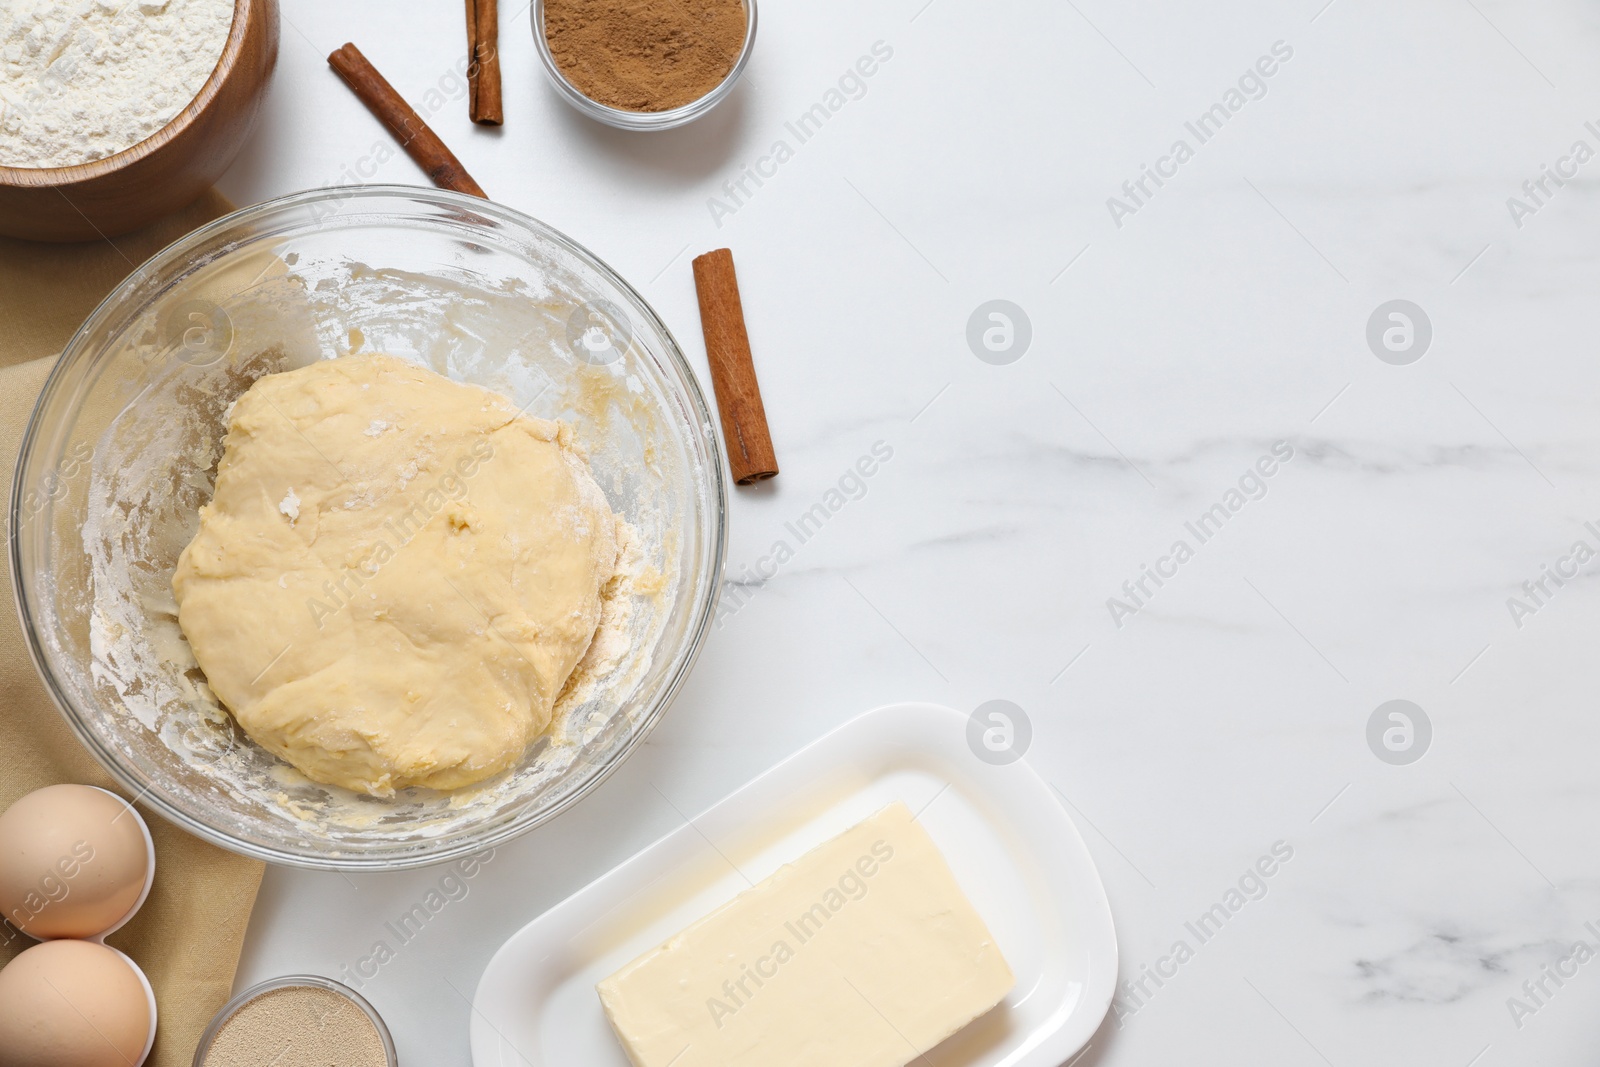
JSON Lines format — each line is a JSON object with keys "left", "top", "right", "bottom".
{"left": 79, "top": 252, "right": 684, "bottom": 845}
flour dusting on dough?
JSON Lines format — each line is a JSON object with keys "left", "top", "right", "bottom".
{"left": 172, "top": 354, "right": 623, "bottom": 797}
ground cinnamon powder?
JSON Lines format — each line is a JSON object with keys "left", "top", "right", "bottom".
{"left": 544, "top": 0, "right": 747, "bottom": 112}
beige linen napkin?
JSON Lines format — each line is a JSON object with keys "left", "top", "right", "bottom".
{"left": 0, "top": 190, "right": 266, "bottom": 1067}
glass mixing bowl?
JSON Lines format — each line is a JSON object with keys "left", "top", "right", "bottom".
{"left": 10, "top": 186, "right": 726, "bottom": 870}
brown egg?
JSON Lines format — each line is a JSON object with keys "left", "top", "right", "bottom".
{"left": 0, "top": 940, "right": 153, "bottom": 1067}
{"left": 0, "top": 785, "right": 150, "bottom": 940}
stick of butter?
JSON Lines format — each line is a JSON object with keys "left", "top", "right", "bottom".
{"left": 596, "top": 801, "right": 1014, "bottom": 1067}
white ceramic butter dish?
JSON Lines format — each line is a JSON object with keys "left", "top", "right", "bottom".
{"left": 470, "top": 702, "right": 1118, "bottom": 1067}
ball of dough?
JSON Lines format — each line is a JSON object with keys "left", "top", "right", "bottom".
{"left": 0, "top": 940, "right": 152, "bottom": 1067}
{"left": 172, "top": 354, "right": 620, "bottom": 795}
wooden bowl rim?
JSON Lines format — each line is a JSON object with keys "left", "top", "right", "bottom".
{"left": 0, "top": 0, "right": 258, "bottom": 188}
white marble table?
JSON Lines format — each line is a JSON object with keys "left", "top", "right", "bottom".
{"left": 218, "top": 1, "right": 1600, "bottom": 1063}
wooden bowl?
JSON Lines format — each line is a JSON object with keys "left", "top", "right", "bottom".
{"left": 0, "top": 0, "right": 279, "bottom": 243}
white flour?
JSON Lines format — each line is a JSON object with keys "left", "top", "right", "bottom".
{"left": 0, "top": 0, "right": 234, "bottom": 168}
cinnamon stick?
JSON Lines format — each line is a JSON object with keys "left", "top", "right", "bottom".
{"left": 466, "top": 0, "right": 503, "bottom": 125}
{"left": 327, "top": 43, "right": 488, "bottom": 198}
{"left": 692, "top": 249, "right": 778, "bottom": 485}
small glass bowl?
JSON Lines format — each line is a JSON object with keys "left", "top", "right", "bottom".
{"left": 532, "top": 0, "right": 757, "bottom": 130}
{"left": 192, "top": 976, "right": 397, "bottom": 1067}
